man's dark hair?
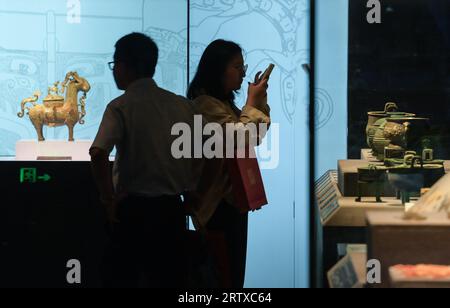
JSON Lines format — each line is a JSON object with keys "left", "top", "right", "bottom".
{"left": 114, "top": 32, "right": 159, "bottom": 78}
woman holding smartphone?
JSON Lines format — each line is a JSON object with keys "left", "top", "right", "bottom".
{"left": 187, "top": 39, "right": 271, "bottom": 288}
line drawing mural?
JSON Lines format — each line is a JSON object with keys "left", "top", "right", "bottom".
{"left": 315, "top": 88, "right": 334, "bottom": 130}
{"left": 189, "top": 0, "right": 309, "bottom": 124}
{"left": 0, "top": 0, "right": 309, "bottom": 151}
{"left": 189, "top": 0, "right": 310, "bottom": 287}
{"left": 0, "top": 0, "right": 188, "bottom": 155}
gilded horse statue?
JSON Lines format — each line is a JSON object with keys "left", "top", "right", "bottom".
{"left": 18, "top": 72, "right": 91, "bottom": 142}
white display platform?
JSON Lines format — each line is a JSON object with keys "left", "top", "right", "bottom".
{"left": 0, "top": 157, "right": 15, "bottom": 161}
{"left": 15, "top": 140, "right": 93, "bottom": 161}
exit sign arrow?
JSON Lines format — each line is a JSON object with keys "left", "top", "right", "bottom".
{"left": 38, "top": 174, "right": 51, "bottom": 182}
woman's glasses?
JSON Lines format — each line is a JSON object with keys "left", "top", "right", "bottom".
{"left": 241, "top": 64, "right": 248, "bottom": 74}
{"left": 233, "top": 64, "right": 248, "bottom": 74}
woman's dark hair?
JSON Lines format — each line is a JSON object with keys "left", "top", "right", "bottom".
{"left": 187, "top": 39, "right": 243, "bottom": 101}
{"left": 114, "top": 32, "right": 159, "bottom": 78}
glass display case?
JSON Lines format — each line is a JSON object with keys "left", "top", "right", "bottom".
{"left": 0, "top": 0, "right": 310, "bottom": 288}
{"left": 314, "top": 0, "right": 450, "bottom": 288}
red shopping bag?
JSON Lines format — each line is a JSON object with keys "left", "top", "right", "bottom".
{"left": 227, "top": 147, "right": 268, "bottom": 213}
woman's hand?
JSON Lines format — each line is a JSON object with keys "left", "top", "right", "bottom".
{"left": 246, "top": 77, "right": 269, "bottom": 109}
{"left": 254, "top": 71, "right": 263, "bottom": 84}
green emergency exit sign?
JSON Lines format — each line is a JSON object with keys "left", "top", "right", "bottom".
{"left": 20, "top": 168, "right": 52, "bottom": 184}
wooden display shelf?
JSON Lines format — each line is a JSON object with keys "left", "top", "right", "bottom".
{"left": 325, "top": 197, "right": 405, "bottom": 227}
{"left": 367, "top": 211, "right": 450, "bottom": 288}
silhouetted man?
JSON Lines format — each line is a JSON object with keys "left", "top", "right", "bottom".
{"left": 90, "top": 33, "right": 197, "bottom": 288}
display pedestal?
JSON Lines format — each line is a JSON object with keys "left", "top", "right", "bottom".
{"left": 316, "top": 155, "right": 450, "bottom": 288}
{"left": 0, "top": 160, "right": 108, "bottom": 287}
{"left": 338, "top": 160, "right": 396, "bottom": 197}
{"left": 367, "top": 211, "right": 450, "bottom": 288}
{"left": 328, "top": 197, "right": 404, "bottom": 227}
{"left": 15, "top": 140, "right": 93, "bottom": 161}
{"left": 338, "top": 159, "right": 450, "bottom": 198}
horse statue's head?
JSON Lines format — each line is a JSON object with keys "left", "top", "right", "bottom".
{"left": 62, "top": 71, "right": 91, "bottom": 94}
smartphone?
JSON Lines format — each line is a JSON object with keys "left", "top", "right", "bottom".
{"left": 256, "top": 63, "right": 275, "bottom": 83}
